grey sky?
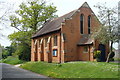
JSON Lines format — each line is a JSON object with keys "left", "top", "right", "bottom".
{"left": 0, "top": 0, "right": 119, "bottom": 49}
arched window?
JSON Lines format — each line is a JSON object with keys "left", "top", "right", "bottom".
{"left": 80, "top": 14, "right": 84, "bottom": 34}
{"left": 88, "top": 15, "right": 91, "bottom": 34}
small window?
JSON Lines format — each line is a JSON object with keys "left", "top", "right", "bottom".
{"left": 54, "top": 35, "right": 57, "bottom": 46}
{"left": 45, "top": 37, "right": 48, "bottom": 47}
{"left": 84, "top": 46, "right": 88, "bottom": 53}
{"left": 53, "top": 49, "right": 57, "bottom": 56}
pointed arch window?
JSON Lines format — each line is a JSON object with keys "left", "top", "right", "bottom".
{"left": 88, "top": 15, "right": 91, "bottom": 34}
{"left": 80, "top": 14, "right": 84, "bottom": 34}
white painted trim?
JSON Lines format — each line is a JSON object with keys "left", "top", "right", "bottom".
{"left": 40, "top": 38, "right": 43, "bottom": 44}
{"left": 47, "top": 36, "right": 51, "bottom": 43}
{"left": 34, "top": 40, "right": 37, "bottom": 45}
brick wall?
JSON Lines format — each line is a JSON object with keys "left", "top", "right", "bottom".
{"left": 31, "top": 33, "right": 62, "bottom": 63}
{"left": 31, "top": 5, "right": 109, "bottom": 62}
{"left": 61, "top": 7, "right": 102, "bottom": 62}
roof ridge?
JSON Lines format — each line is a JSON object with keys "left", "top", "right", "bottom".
{"left": 60, "top": 9, "right": 77, "bottom": 18}
{"left": 32, "top": 2, "right": 99, "bottom": 38}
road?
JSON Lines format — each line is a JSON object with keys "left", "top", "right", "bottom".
{"left": 0, "top": 63, "right": 51, "bottom": 80}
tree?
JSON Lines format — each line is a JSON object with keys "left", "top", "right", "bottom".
{"left": 8, "top": 0, "right": 57, "bottom": 61}
{"left": 0, "top": 1, "right": 13, "bottom": 38}
{"left": 1, "top": 45, "right": 15, "bottom": 59}
{"left": 92, "top": 3, "right": 118, "bottom": 63}
{"left": 9, "top": 0, "right": 57, "bottom": 32}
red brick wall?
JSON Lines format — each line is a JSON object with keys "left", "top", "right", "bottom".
{"left": 31, "top": 6, "right": 109, "bottom": 62}
{"left": 31, "top": 33, "right": 62, "bottom": 63}
{"left": 61, "top": 7, "right": 102, "bottom": 62}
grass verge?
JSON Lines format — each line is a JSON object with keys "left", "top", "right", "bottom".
{"left": 20, "top": 61, "right": 119, "bottom": 78}
{"left": 1, "top": 56, "right": 25, "bottom": 65}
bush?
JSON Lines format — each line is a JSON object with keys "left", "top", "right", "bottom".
{"left": 94, "top": 50, "right": 101, "bottom": 62}
{"left": 109, "top": 51, "right": 115, "bottom": 61}
{"left": 13, "top": 44, "right": 31, "bottom": 61}
{"left": 109, "top": 58, "right": 114, "bottom": 61}
{"left": 17, "top": 44, "right": 31, "bottom": 61}
{"left": 110, "top": 51, "right": 115, "bottom": 58}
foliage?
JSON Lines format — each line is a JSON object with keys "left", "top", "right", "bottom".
{"left": 94, "top": 50, "right": 101, "bottom": 62}
{"left": 2, "top": 56, "right": 24, "bottom": 65}
{"left": 0, "top": 60, "right": 1, "bottom": 63}
{"left": 2, "top": 45, "right": 15, "bottom": 59}
{"left": 93, "top": 3, "right": 118, "bottom": 43}
{"left": 8, "top": 0, "right": 57, "bottom": 61}
{"left": 2, "top": 50, "right": 9, "bottom": 59}
{"left": 8, "top": 31, "right": 32, "bottom": 61}
{"left": 109, "top": 51, "right": 115, "bottom": 61}
{"left": 20, "top": 61, "right": 119, "bottom": 78}
{"left": 92, "top": 3, "right": 118, "bottom": 62}
{"left": 18, "top": 44, "right": 31, "bottom": 61}
{"left": 9, "top": 0, "right": 57, "bottom": 32}
{"left": 110, "top": 51, "right": 115, "bottom": 58}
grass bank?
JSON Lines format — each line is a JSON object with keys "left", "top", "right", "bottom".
{"left": 20, "top": 61, "right": 119, "bottom": 78}
{"left": 1, "top": 56, "right": 25, "bottom": 65}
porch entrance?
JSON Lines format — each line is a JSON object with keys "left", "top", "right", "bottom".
{"left": 98, "top": 44, "right": 106, "bottom": 62}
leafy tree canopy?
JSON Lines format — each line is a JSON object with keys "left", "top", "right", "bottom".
{"left": 93, "top": 3, "right": 118, "bottom": 44}
{"left": 92, "top": 3, "right": 118, "bottom": 62}
{"left": 9, "top": 0, "right": 57, "bottom": 32}
{"left": 8, "top": 0, "right": 57, "bottom": 61}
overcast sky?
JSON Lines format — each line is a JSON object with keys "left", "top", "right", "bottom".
{"left": 0, "top": 0, "right": 119, "bottom": 49}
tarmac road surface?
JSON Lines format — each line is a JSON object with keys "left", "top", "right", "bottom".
{"left": 0, "top": 63, "right": 53, "bottom": 80}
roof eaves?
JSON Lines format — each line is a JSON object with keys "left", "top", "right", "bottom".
{"left": 77, "top": 42, "right": 93, "bottom": 46}
{"left": 31, "top": 28, "right": 61, "bottom": 39}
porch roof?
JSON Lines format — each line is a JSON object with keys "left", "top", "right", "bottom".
{"left": 77, "top": 34, "right": 93, "bottom": 46}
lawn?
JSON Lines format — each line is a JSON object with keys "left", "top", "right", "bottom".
{"left": 20, "top": 61, "right": 119, "bottom": 78}
{"left": 1, "top": 56, "right": 24, "bottom": 65}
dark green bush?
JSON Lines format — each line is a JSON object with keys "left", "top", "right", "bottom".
{"left": 109, "top": 51, "right": 115, "bottom": 61}
{"left": 110, "top": 51, "right": 115, "bottom": 58}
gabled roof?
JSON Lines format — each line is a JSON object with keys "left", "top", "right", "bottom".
{"left": 32, "top": 10, "right": 76, "bottom": 38}
{"left": 80, "top": 2, "right": 90, "bottom": 8}
{"left": 32, "top": 2, "right": 92, "bottom": 38}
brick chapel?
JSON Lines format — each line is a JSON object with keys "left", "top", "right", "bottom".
{"left": 31, "top": 2, "right": 109, "bottom": 63}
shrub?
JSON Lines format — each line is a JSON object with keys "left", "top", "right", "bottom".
{"left": 109, "top": 51, "right": 115, "bottom": 61}
{"left": 94, "top": 50, "right": 101, "bottom": 62}
{"left": 110, "top": 51, "right": 115, "bottom": 58}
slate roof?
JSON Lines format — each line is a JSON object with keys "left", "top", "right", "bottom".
{"left": 32, "top": 2, "right": 90, "bottom": 38}
{"left": 77, "top": 34, "right": 93, "bottom": 46}
{"left": 32, "top": 10, "right": 77, "bottom": 38}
